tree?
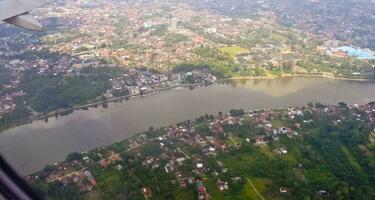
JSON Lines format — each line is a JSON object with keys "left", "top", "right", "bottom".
{"left": 65, "top": 152, "right": 82, "bottom": 162}
{"left": 230, "top": 109, "right": 245, "bottom": 117}
{"left": 338, "top": 102, "right": 348, "bottom": 109}
{"left": 46, "top": 181, "right": 82, "bottom": 200}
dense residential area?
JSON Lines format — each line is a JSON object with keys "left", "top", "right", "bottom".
{"left": 0, "top": 1, "right": 375, "bottom": 126}
{"left": 0, "top": 1, "right": 375, "bottom": 200}
{"left": 0, "top": 0, "right": 375, "bottom": 130}
{"left": 194, "top": 0, "right": 375, "bottom": 51}
{"left": 28, "top": 102, "right": 375, "bottom": 200}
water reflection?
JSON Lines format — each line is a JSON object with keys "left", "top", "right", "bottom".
{"left": 222, "top": 77, "right": 339, "bottom": 97}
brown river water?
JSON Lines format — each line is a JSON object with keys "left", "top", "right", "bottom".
{"left": 0, "top": 77, "right": 374, "bottom": 175}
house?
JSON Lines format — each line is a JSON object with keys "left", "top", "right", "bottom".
{"left": 83, "top": 171, "right": 96, "bottom": 186}
{"left": 176, "top": 157, "right": 186, "bottom": 166}
{"left": 295, "top": 123, "right": 301, "bottom": 129}
{"left": 142, "top": 187, "right": 152, "bottom": 200}
{"left": 99, "top": 159, "right": 109, "bottom": 168}
{"left": 217, "top": 179, "right": 229, "bottom": 191}
{"left": 179, "top": 178, "right": 188, "bottom": 188}
{"left": 196, "top": 163, "right": 203, "bottom": 169}
{"left": 142, "top": 157, "right": 157, "bottom": 167}
{"left": 231, "top": 177, "right": 242, "bottom": 182}
{"left": 279, "top": 187, "right": 288, "bottom": 193}
{"left": 198, "top": 183, "right": 206, "bottom": 193}
{"left": 318, "top": 190, "right": 329, "bottom": 197}
{"left": 255, "top": 136, "right": 268, "bottom": 144}
{"left": 116, "top": 164, "right": 123, "bottom": 171}
{"left": 99, "top": 153, "right": 121, "bottom": 169}
{"left": 196, "top": 181, "right": 209, "bottom": 200}
{"left": 277, "top": 148, "right": 288, "bottom": 155}
{"left": 279, "top": 127, "right": 288, "bottom": 134}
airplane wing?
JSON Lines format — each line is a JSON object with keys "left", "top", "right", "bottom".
{"left": 0, "top": 0, "right": 54, "bottom": 31}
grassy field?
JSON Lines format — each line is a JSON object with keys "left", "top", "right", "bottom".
{"left": 207, "top": 176, "right": 270, "bottom": 200}
{"left": 271, "top": 119, "right": 286, "bottom": 128}
{"left": 243, "top": 177, "right": 271, "bottom": 200}
{"left": 270, "top": 33, "right": 288, "bottom": 42}
{"left": 226, "top": 136, "right": 243, "bottom": 148}
{"left": 219, "top": 46, "right": 249, "bottom": 58}
{"left": 293, "top": 168, "right": 307, "bottom": 184}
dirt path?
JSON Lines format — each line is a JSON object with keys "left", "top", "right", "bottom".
{"left": 246, "top": 178, "right": 266, "bottom": 200}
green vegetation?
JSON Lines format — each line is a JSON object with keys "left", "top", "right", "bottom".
{"left": 229, "top": 109, "right": 245, "bottom": 117}
{"left": 219, "top": 46, "right": 249, "bottom": 58}
{"left": 31, "top": 181, "right": 83, "bottom": 200}
{"left": 165, "top": 33, "right": 189, "bottom": 46}
{"left": 19, "top": 67, "right": 123, "bottom": 113}
{"left": 150, "top": 24, "right": 168, "bottom": 37}
{"left": 215, "top": 115, "right": 375, "bottom": 199}
{"left": 174, "top": 61, "right": 238, "bottom": 79}
{"left": 193, "top": 46, "right": 229, "bottom": 61}
{"left": 30, "top": 103, "right": 375, "bottom": 200}
{"left": 0, "top": 103, "right": 31, "bottom": 131}
{"left": 65, "top": 152, "right": 83, "bottom": 162}
{"left": 0, "top": 66, "right": 11, "bottom": 88}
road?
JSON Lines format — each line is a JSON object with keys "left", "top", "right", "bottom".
{"left": 47, "top": 144, "right": 140, "bottom": 183}
{"left": 47, "top": 167, "right": 87, "bottom": 183}
{"left": 177, "top": 147, "right": 191, "bottom": 159}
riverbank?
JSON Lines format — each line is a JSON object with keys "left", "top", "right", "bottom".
{"left": 2, "top": 76, "right": 375, "bottom": 175}
{"left": 1, "top": 74, "right": 374, "bottom": 133}
{"left": 26, "top": 102, "right": 375, "bottom": 200}
{"left": 227, "top": 73, "right": 375, "bottom": 82}
{"left": 0, "top": 83, "right": 207, "bottom": 133}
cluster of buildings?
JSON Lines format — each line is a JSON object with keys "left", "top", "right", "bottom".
{"left": 200, "top": 0, "right": 375, "bottom": 51}
{"left": 35, "top": 0, "right": 207, "bottom": 71}
{"left": 0, "top": 0, "right": 231, "bottom": 117}
{"left": 0, "top": 94, "right": 16, "bottom": 115}
{"left": 273, "top": 0, "right": 375, "bottom": 51}
{"left": 182, "top": 70, "right": 217, "bottom": 85}
{"left": 109, "top": 69, "right": 171, "bottom": 96}
{"left": 0, "top": 0, "right": 373, "bottom": 119}
{"left": 0, "top": 24, "right": 100, "bottom": 116}
{"left": 320, "top": 45, "right": 375, "bottom": 61}
{"left": 108, "top": 68, "right": 216, "bottom": 98}
{"left": 26, "top": 149, "right": 124, "bottom": 192}
{"left": 27, "top": 159, "right": 97, "bottom": 192}
{"left": 25, "top": 0, "right": 341, "bottom": 74}
{"left": 26, "top": 102, "right": 375, "bottom": 198}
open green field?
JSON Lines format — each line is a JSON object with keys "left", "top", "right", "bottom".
{"left": 243, "top": 177, "right": 271, "bottom": 200}
{"left": 219, "top": 46, "right": 249, "bottom": 58}
{"left": 270, "top": 33, "right": 288, "bottom": 42}
{"left": 206, "top": 176, "right": 270, "bottom": 200}
{"left": 271, "top": 119, "right": 284, "bottom": 128}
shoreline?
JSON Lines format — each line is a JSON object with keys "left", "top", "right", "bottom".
{"left": 226, "top": 73, "right": 375, "bottom": 82}
{"left": 0, "top": 83, "right": 201, "bottom": 132}
{"left": 1, "top": 74, "right": 375, "bottom": 132}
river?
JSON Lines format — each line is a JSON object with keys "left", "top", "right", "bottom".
{"left": 0, "top": 77, "right": 375, "bottom": 175}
